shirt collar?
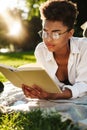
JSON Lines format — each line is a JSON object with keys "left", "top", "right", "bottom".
{"left": 46, "top": 51, "right": 54, "bottom": 61}
{"left": 70, "top": 37, "right": 80, "bottom": 54}
{"left": 43, "top": 43, "right": 54, "bottom": 61}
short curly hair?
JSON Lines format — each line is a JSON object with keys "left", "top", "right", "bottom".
{"left": 39, "top": 0, "right": 78, "bottom": 29}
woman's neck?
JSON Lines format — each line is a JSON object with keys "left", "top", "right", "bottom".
{"left": 54, "top": 43, "right": 70, "bottom": 58}
{"left": 54, "top": 43, "right": 70, "bottom": 65}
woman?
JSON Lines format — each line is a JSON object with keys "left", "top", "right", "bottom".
{"left": 22, "top": 0, "right": 87, "bottom": 99}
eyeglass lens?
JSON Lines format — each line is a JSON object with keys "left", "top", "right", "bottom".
{"left": 38, "top": 30, "right": 60, "bottom": 40}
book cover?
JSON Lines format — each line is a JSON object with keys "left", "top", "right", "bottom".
{"left": 0, "top": 63, "right": 62, "bottom": 93}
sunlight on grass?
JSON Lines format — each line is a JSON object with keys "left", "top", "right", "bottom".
{"left": 0, "top": 51, "right": 36, "bottom": 82}
{"left": 0, "top": 52, "right": 36, "bottom": 66}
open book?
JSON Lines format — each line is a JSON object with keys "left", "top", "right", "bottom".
{"left": 0, "top": 63, "right": 62, "bottom": 93}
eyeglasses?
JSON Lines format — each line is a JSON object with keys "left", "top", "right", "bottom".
{"left": 38, "top": 29, "right": 70, "bottom": 40}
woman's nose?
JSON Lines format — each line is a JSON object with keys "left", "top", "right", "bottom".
{"left": 46, "top": 35, "right": 52, "bottom": 41}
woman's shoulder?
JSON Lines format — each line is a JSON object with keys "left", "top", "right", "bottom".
{"left": 35, "top": 42, "right": 47, "bottom": 53}
{"left": 71, "top": 37, "right": 87, "bottom": 53}
{"left": 71, "top": 36, "right": 87, "bottom": 47}
{"left": 71, "top": 36, "right": 87, "bottom": 43}
{"left": 34, "top": 42, "right": 48, "bottom": 57}
{"left": 35, "top": 42, "right": 46, "bottom": 49}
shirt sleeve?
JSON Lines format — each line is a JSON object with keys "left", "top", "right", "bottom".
{"left": 63, "top": 82, "right": 87, "bottom": 99}
{"left": 64, "top": 43, "right": 87, "bottom": 99}
{"left": 34, "top": 43, "right": 43, "bottom": 63}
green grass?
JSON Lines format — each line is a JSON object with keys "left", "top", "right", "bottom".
{"left": 0, "top": 51, "right": 36, "bottom": 82}
{"left": 0, "top": 109, "right": 79, "bottom": 130}
{"left": 0, "top": 51, "right": 36, "bottom": 66}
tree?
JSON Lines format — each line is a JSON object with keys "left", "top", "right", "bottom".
{"left": 20, "top": 0, "right": 47, "bottom": 51}
{"left": 26, "top": 0, "right": 46, "bottom": 20}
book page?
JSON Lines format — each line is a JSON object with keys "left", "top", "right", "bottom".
{"left": 15, "top": 69, "right": 62, "bottom": 93}
{"left": 18, "top": 63, "right": 44, "bottom": 70}
{"left": 0, "top": 66, "right": 23, "bottom": 87}
{"left": 0, "top": 63, "right": 62, "bottom": 93}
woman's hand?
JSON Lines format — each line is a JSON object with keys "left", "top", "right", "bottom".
{"left": 22, "top": 84, "right": 72, "bottom": 99}
{"left": 22, "top": 84, "right": 51, "bottom": 99}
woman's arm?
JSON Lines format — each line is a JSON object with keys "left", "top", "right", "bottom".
{"left": 22, "top": 84, "right": 72, "bottom": 99}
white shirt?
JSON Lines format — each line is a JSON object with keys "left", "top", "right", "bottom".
{"left": 34, "top": 37, "right": 87, "bottom": 98}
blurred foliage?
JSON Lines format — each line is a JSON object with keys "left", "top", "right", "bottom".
{"left": 71, "top": 0, "right": 87, "bottom": 26}
{"left": 26, "top": 0, "right": 47, "bottom": 20}
{"left": 0, "top": 0, "right": 87, "bottom": 51}
{"left": 71, "top": 0, "right": 87, "bottom": 37}
{"left": 0, "top": 16, "right": 9, "bottom": 48}
{"left": 20, "top": 16, "right": 42, "bottom": 51}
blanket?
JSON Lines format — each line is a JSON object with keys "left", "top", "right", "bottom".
{"left": 0, "top": 82, "right": 87, "bottom": 129}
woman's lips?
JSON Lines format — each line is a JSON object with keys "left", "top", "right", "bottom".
{"left": 46, "top": 43, "right": 55, "bottom": 48}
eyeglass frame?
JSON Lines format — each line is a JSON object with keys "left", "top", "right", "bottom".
{"left": 38, "top": 28, "right": 71, "bottom": 40}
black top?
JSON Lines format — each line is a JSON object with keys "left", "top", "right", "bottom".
{"left": 61, "top": 79, "right": 72, "bottom": 85}
{"left": 0, "top": 81, "right": 4, "bottom": 93}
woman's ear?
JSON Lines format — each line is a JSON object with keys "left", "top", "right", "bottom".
{"left": 68, "top": 29, "right": 74, "bottom": 38}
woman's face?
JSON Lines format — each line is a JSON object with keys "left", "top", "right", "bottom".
{"left": 42, "top": 20, "right": 74, "bottom": 53}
